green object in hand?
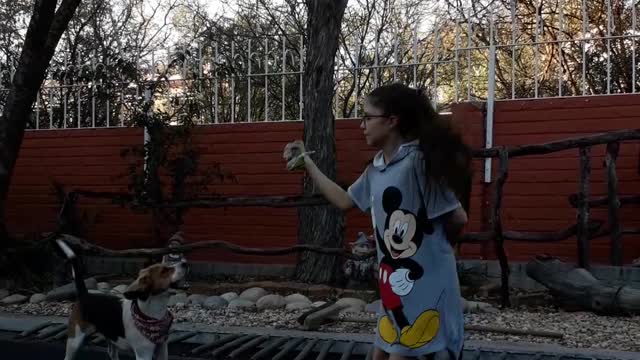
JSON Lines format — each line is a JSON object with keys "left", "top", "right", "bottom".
{"left": 283, "top": 140, "right": 314, "bottom": 171}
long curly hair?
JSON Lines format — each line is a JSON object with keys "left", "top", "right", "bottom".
{"left": 366, "top": 83, "right": 473, "bottom": 211}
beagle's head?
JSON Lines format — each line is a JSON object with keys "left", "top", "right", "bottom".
{"left": 123, "top": 261, "right": 187, "bottom": 300}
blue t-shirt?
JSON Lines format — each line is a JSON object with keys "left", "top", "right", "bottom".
{"left": 348, "top": 140, "right": 464, "bottom": 358}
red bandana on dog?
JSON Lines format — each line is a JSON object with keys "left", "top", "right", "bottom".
{"left": 131, "top": 300, "right": 173, "bottom": 344}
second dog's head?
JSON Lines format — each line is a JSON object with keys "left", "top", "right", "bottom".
{"left": 124, "top": 261, "right": 187, "bottom": 301}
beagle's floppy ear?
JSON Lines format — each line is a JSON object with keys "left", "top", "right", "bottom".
{"left": 123, "top": 274, "right": 151, "bottom": 300}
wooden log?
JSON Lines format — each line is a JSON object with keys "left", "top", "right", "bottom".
{"left": 576, "top": 147, "right": 591, "bottom": 270}
{"left": 296, "top": 301, "right": 335, "bottom": 325}
{"left": 301, "top": 302, "right": 350, "bottom": 331}
{"left": 605, "top": 142, "right": 623, "bottom": 266}
{"left": 473, "top": 129, "right": 640, "bottom": 158}
{"left": 526, "top": 256, "right": 640, "bottom": 315}
{"left": 493, "top": 150, "right": 510, "bottom": 308}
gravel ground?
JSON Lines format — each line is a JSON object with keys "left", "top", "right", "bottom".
{"left": 3, "top": 302, "right": 639, "bottom": 353}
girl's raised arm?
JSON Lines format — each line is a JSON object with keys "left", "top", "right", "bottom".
{"left": 284, "top": 141, "right": 354, "bottom": 211}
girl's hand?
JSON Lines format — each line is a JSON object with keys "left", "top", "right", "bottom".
{"left": 389, "top": 268, "right": 414, "bottom": 296}
{"left": 445, "top": 207, "right": 468, "bottom": 245}
{"left": 283, "top": 140, "right": 353, "bottom": 210}
{"left": 283, "top": 140, "right": 315, "bottom": 171}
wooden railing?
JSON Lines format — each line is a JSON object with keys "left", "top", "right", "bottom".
{"left": 53, "top": 129, "right": 640, "bottom": 307}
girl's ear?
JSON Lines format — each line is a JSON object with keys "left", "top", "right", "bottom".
{"left": 388, "top": 115, "right": 400, "bottom": 129}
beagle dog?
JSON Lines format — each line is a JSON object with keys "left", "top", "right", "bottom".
{"left": 55, "top": 239, "right": 187, "bottom": 360}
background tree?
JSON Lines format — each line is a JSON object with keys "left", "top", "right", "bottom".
{"left": 0, "top": 0, "right": 83, "bottom": 249}
{"left": 295, "top": 0, "right": 349, "bottom": 283}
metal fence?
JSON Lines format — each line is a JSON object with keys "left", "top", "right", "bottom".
{"left": 1, "top": 0, "right": 639, "bottom": 130}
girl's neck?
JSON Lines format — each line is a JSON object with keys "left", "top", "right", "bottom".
{"left": 381, "top": 134, "right": 408, "bottom": 164}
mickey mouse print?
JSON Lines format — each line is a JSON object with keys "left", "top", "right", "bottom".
{"left": 375, "top": 186, "right": 441, "bottom": 349}
{"left": 347, "top": 141, "right": 465, "bottom": 358}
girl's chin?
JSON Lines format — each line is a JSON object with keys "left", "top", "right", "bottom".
{"left": 364, "top": 136, "right": 376, "bottom": 146}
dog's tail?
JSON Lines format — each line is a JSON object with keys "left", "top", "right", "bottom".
{"left": 54, "top": 238, "right": 89, "bottom": 300}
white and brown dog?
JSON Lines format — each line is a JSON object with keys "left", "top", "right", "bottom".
{"left": 55, "top": 239, "right": 187, "bottom": 360}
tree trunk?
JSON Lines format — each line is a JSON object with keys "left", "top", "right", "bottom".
{"left": 526, "top": 256, "right": 640, "bottom": 315}
{"left": 0, "top": 0, "right": 82, "bottom": 249}
{"left": 295, "top": 0, "right": 348, "bottom": 283}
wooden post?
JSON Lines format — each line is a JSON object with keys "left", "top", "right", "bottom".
{"left": 605, "top": 142, "right": 622, "bottom": 266}
{"left": 577, "top": 147, "right": 591, "bottom": 269}
{"left": 493, "top": 149, "right": 510, "bottom": 307}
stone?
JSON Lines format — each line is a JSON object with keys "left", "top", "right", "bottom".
{"left": 97, "top": 282, "right": 111, "bottom": 292}
{"left": 0, "top": 289, "right": 9, "bottom": 300}
{"left": 340, "top": 305, "right": 365, "bottom": 314}
{"left": 286, "top": 302, "right": 312, "bottom": 311}
{"left": 228, "top": 298, "right": 256, "bottom": 309}
{"left": 188, "top": 294, "right": 208, "bottom": 306}
{"left": 220, "top": 292, "right": 238, "bottom": 302}
{"left": 45, "top": 278, "right": 98, "bottom": 302}
{"left": 284, "top": 293, "right": 311, "bottom": 305}
{"left": 256, "top": 294, "right": 286, "bottom": 310}
{"left": 168, "top": 293, "right": 188, "bottom": 306}
{"left": 312, "top": 301, "right": 327, "bottom": 308}
{"left": 365, "top": 300, "right": 381, "bottom": 313}
{"left": 335, "top": 297, "right": 366, "bottom": 312}
{"left": 478, "top": 281, "right": 501, "bottom": 298}
{"left": 1, "top": 294, "right": 28, "bottom": 305}
{"left": 202, "top": 296, "right": 228, "bottom": 310}
{"left": 239, "top": 287, "right": 268, "bottom": 302}
{"left": 462, "top": 298, "right": 499, "bottom": 314}
{"left": 111, "top": 284, "right": 128, "bottom": 295}
{"left": 29, "top": 293, "right": 46, "bottom": 304}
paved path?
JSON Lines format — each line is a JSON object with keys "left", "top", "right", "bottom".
{"left": 0, "top": 312, "right": 638, "bottom": 360}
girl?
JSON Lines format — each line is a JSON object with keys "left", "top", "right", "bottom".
{"left": 285, "top": 83, "right": 471, "bottom": 360}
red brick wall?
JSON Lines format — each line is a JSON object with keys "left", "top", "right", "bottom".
{"left": 7, "top": 128, "right": 151, "bottom": 249}
{"left": 454, "top": 95, "right": 640, "bottom": 264}
{"left": 6, "top": 94, "right": 640, "bottom": 265}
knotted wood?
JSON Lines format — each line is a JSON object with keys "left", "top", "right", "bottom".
{"left": 526, "top": 257, "right": 640, "bottom": 315}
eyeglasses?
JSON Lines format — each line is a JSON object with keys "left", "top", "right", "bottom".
{"left": 361, "top": 114, "right": 388, "bottom": 123}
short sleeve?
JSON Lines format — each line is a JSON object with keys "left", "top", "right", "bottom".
{"left": 414, "top": 153, "right": 461, "bottom": 219}
{"left": 347, "top": 167, "right": 371, "bottom": 212}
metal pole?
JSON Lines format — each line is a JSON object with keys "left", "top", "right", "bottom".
{"left": 485, "top": 14, "right": 497, "bottom": 184}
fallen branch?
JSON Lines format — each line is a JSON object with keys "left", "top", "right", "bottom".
{"left": 464, "top": 325, "right": 563, "bottom": 339}
{"left": 336, "top": 317, "right": 563, "bottom": 339}
{"left": 301, "top": 302, "right": 349, "bottom": 331}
